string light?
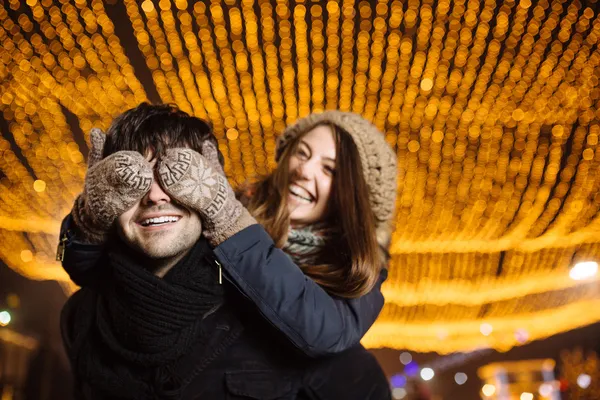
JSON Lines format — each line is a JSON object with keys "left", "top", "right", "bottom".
{"left": 520, "top": 392, "right": 534, "bottom": 400}
{"left": 420, "top": 367, "right": 435, "bottom": 381}
{"left": 0, "top": 310, "right": 11, "bottom": 326}
{"left": 399, "top": 352, "right": 412, "bottom": 365}
{"left": 570, "top": 261, "right": 599, "bottom": 280}
{"left": 1, "top": 0, "right": 600, "bottom": 354}
{"left": 479, "top": 359, "right": 558, "bottom": 399}
{"left": 560, "top": 348, "right": 600, "bottom": 398}
{"left": 482, "top": 384, "right": 496, "bottom": 397}
{"left": 577, "top": 374, "right": 592, "bottom": 389}
{"left": 390, "top": 374, "right": 407, "bottom": 388}
{"left": 480, "top": 323, "right": 494, "bottom": 337}
{"left": 538, "top": 383, "right": 553, "bottom": 397}
{"left": 455, "top": 372, "right": 468, "bottom": 385}
{"left": 392, "top": 388, "right": 407, "bottom": 400}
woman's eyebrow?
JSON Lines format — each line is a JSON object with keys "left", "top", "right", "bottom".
{"left": 299, "top": 139, "right": 336, "bottom": 162}
{"left": 299, "top": 140, "right": 312, "bottom": 154}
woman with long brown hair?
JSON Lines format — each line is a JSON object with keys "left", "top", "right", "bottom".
{"left": 213, "top": 110, "right": 398, "bottom": 355}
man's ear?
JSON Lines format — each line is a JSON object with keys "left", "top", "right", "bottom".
{"left": 201, "top": 141, "right": 225, "bottom": 173}
{"left": 88, "top": 128, "right": 107, "bottom": 168}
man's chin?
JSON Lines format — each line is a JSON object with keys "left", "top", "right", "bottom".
{"left": 133, "top": 240, "right": 184, "bottom": 259}
{"left": 140, "top": 247, "right": 181, "bottom": 260}
{"left": 124, "top": 234, "right": 170, "bottom": 255}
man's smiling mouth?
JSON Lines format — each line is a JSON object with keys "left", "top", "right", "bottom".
{"left": 139, "top": 215, "right": 181, "bottom": 227}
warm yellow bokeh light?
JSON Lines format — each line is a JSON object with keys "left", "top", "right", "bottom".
{"left": 33, "top": 179, "right": 46, "bottom": 193}
{"left": 20, "top": 250, "right": 33, "bottom": 263}
{"left": 520, "top": 393, "right": 534, "bottom": 400}
{"left": 420, "top": 78, "right": 434, "bottom": 91}
{"left": 0, "top": 0, "right": 599, "bottom": 355}
{"left": 6, "top": 293, "right": 21, "bottom": 309}
{"left": 482, "top": 384, "right": 496, "bottom": 397}
{"left": 141, "top": 0, "right": 154, "bottom": 13}
{"left": 226, "top": 128, "right": 239, "bottom": 141}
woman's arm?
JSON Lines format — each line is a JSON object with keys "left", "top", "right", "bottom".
{"left": 214, "top": 224, "right": 387, "bottom": 357}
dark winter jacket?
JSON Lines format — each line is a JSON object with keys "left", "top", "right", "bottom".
{"left": 60, "top": 216, "right": 389, "bottom": 357}
{"left": 60, "top": 231, "right": 391, "bottom": 399}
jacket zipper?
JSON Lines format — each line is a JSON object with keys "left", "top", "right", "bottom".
{"left": 214, "top": 259, "right": 222, "bottom": 284}
{"left": 56, "top": 232, "right": 69, "bottom": 262}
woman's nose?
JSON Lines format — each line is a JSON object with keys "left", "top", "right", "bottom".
{"left": 295, "top": 160, "right": 317, "bottom": 180}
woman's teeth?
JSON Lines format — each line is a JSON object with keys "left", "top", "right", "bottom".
{"left": 289, "top": 185, "right": 313, "bottom": 203}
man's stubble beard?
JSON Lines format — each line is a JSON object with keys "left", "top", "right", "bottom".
{"left": 139, "top": 227, "right": 200, "bottom": 259}
{"left": 119, "top": 216, "right": 203, "bottom": 277}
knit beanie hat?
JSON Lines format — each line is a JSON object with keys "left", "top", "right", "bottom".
{"left": 276, "top": 111, "right": 398, "bottom": 244}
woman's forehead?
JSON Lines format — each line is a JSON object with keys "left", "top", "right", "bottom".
{"left": 301, "top": 125, "right": 337, "bottom": 159}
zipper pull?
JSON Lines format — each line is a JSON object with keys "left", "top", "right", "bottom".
{"left": 214, "top": 259, "right": 222, "bottom": 284}
{"left": 56, "top": 234, "right": 68, "bottom": 262}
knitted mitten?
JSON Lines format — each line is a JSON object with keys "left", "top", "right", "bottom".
{"left": 71, "top": 128, "right": 153, "bottom": 243}
{"left": 157, "top": 141, "right": 256, "bottom": 246}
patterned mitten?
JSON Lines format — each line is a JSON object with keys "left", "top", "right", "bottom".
{"left": 157, "top": 141, "right": 256, "bottom": 246}
{"left": 71, "top": 128, "right": 153, "bottom": 243}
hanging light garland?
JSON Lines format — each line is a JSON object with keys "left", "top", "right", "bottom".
{"left": 1, "top": 0, "right": 600, "bottom": 353}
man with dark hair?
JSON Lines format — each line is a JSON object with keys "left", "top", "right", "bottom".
{"left": 60, "top": 103, "right": 391, "bottom": 399}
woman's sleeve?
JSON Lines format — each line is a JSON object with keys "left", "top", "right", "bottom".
{"left": 58, "top": 214, "right": 107, "bottom": 287}
{"left": 213, "top": 224, "right": 387, "bottom": 357}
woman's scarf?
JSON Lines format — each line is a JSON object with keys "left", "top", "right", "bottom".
{"left": 239, "top": 186, "right": 332, "bottom": 266}
{"left": 283, "top": 223, "right": 329, "bottom": 266}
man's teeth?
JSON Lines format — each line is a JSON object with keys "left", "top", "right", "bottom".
{"left": 141, "top": 216, "right": 180, "bottom": 226}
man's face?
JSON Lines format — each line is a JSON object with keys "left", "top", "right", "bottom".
{"left": 116, "top": 158, "right": 202, "bottom": 265}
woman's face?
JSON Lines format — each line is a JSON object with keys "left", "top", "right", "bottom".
{"left": 287, "top": 124, "right": 337, "bottom": 227}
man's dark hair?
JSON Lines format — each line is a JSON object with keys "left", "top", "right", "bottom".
{"left": 102, "top": 102, "right": 224, "bottom": 166}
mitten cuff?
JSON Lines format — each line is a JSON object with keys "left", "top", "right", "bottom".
{"left": 70, "top": 196, "right": 108, "bottom": 245}
{"left": 205, "top": 208, "right": 257, "bottom": 247}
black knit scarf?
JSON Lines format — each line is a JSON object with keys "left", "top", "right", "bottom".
{"left": 66, "top": 238, "right": 226, "bottom": 399}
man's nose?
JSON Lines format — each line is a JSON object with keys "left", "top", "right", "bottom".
{"left": 141, "top": 173, "right": 171, "bottom": 205}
